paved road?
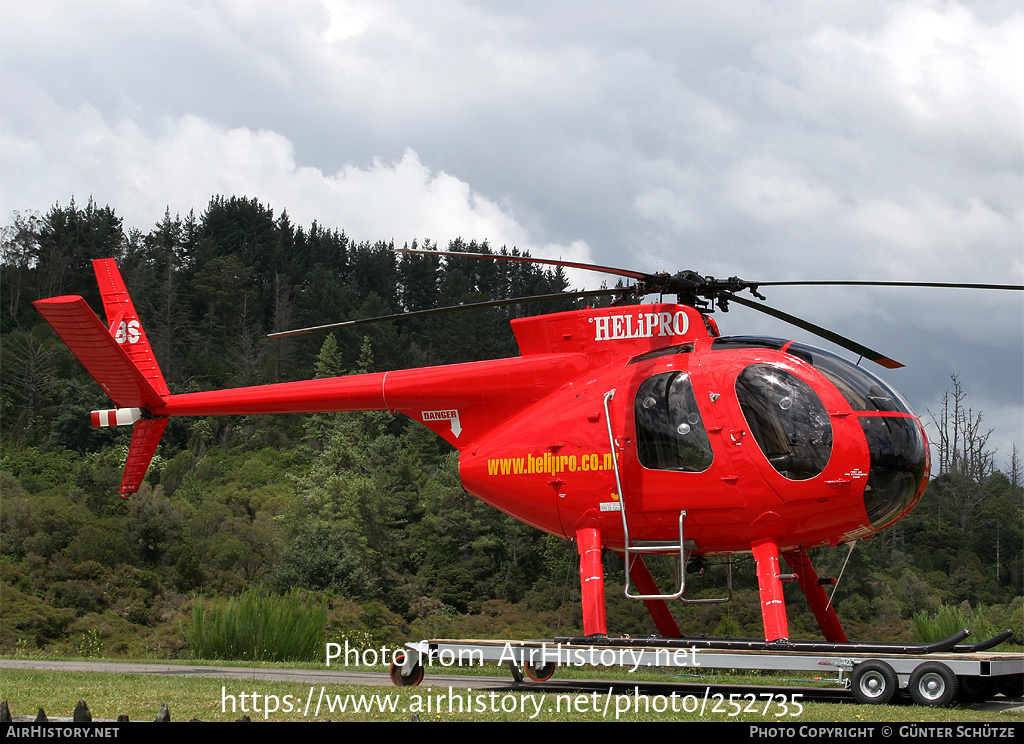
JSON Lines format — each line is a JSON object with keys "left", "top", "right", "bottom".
{"left": 0, "top": 658, "right": 507, "bottom": 689}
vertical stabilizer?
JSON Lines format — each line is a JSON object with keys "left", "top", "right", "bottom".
{"left": 93, "top": 258, "right": 170, "bottom": 398}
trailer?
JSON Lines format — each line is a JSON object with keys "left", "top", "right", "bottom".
{"left": 389, "top": 633, "right": 1024, "bottom": 708}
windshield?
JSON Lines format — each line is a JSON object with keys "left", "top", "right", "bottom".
{"left": 785, "top": 342, "right": 912, "bottom": 413}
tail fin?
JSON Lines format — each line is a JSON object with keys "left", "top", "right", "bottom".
{"left": 33, "top": 259, "right": 169, "bottom": 495}
{"left": 93, "top": 258, "right": 170, "bottom": 399}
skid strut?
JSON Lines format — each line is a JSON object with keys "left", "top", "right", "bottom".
{"left": 576, "top": 526, "right": 607, "bottom": 636}
{"left": 783, "top": 547, "right": 847, "bottom": 643}
{"left": 752, "top": 538, "right": 789, "bottom": 642}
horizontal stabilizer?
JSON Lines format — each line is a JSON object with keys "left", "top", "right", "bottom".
{"left": 33, "top": 296, "right": 166, "bottom": 409}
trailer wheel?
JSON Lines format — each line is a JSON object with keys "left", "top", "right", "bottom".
{"left": 525, "top": 662, "right": 556, "bottom": 682}
{"left": 851, "top": 661, "right": 898, "bottom": 705}
{"left": 909, "top": 662, "right": 957, "bottom": 707}
{"left": 957, "top": 675, "right": 993, "bottom": 703}
{"left": 389, "top": 651, "right": 424, "bottom": 687}
{"left": 999, "top": 674, "right": 1023, "bottom": 698}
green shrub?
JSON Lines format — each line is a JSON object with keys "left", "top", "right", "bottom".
{"left": 187, "top": 587, "right": 326, "bottom": 662}
{"left": 911, "top": 603, "right": 1000, "bottom": 644}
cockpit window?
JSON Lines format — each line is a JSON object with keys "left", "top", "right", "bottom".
{"left": 629, "top": 343, "right": 694, "bottom": 365}
{"left": 736, "top": 364, "right": 833, "bottom": 480}
{"left": 635, "top": 372, "right": 713, "bottom": 472}
{"left": 785, "top": 343, "right": 912, "bottom": 413}
{"left": 712, "top": 336, "right": 788, "bottom": 352}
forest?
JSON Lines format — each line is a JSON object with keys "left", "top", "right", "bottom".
{"left": 0, "top": 196, "right": 1021, "bottom": 658}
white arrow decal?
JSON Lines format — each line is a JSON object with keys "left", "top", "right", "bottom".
{"left": 421, "top": 409, "right": 462, "bottom": 438}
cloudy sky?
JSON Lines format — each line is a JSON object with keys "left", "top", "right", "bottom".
{"left": 2, "top": 0, "right": 1021, "bottom": 465}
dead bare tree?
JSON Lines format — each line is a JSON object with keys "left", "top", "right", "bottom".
{"left": 1009, "top": 443, "right": 1021, "bottom": 491}
{"left": 928, "top": 375, "right": 995, "bottom": 532}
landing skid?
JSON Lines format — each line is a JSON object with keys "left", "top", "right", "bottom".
{"left": 554, "top": 628, "right": 1013, "bottom": 655}
{"left": 954, "top": 629, "right": 1016, "bottom": 653}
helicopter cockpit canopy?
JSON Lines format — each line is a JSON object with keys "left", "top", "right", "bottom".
{"left": 782, "top": 341, "right": 927, "bottom": 526}
{"left": 704, "top": 337, "right": 927, "bottom": 527}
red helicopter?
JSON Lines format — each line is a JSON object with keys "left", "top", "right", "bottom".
{"left": 33, "top": 253, "right": 1023, "bottom": 646}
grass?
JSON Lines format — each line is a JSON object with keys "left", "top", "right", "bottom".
{"left": 0, "top": 666, "right": 1021, "bottom": 723}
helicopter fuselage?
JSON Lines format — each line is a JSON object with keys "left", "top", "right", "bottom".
{"left": 150, "top": 302, "right": 928, "bottom": 559}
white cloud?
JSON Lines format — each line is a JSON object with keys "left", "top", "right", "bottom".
{"left": 0, "top": 93, "right": 593, "bottom": 268}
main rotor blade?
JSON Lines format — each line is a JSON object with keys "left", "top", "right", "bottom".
{"left": 400, "top": 249, "right": 1024, "bottom": 293}
{"left": 755, "top": 280, "right": 1023, "bottom": 291}
{"left": 396, "top": 247, "right": 651, "bottom": 282}
{"left": 268, "top": 287, "right": 624, "bottom": 338}
{"left": 725, "top": 293, "right": 904, "bottom": 369}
